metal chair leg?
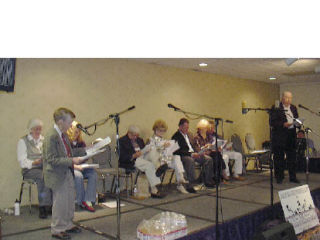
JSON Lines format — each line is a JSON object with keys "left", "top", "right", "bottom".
{"left": 29, "top": 184, "right": 32, "bottom": 214}
{"left": 19, "top": 182, "right": 24, "bottom": 203}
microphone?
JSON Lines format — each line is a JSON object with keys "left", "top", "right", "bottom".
{"left": 225, "top": 120, "right": 233, "bottom": 124}
{"left": 168, "top": 103, "right": 180, "bottom": 111}
{"left": 241, "top": 101, "right": 248, "bottom": 115}
{"left": 128, "top": 105, "right": 135, "bottom": 111}
{"left": 298, "top": 104, "right": 309, "bottom": 111}
{"left": 76, "top": 123, "right": 89, "bottom": 135}
{"left": 305, "top": 127, "right": 312, "bottom": 133}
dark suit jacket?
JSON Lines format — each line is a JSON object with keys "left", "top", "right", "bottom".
{"left": 119, "top": 134, "right": 145, "bottom": 169}
{"left": 42, "top": 127, "right": 86, "bottom": 190}
{"left": 271, "top": 102, "right": 298, "bottom": 149}
{"left": 171, "top": 130, "right": 195, "bottom": 157}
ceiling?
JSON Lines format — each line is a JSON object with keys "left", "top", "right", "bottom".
{"left": 134, "top": 58, "right": 320, "bottom": 84}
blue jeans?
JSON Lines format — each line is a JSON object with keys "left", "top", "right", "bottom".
{"left": 74, "top": 168, "right": 97, "bottom": 205}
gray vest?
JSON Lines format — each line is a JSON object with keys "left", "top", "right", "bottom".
{"left": 21, "top": 135, "right": 42, "bottom": 175}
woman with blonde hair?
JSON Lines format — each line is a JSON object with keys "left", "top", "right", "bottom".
{"left": 146, "top": 119, "right": 189, "bottom": 194}
{"left": 67, "top": 121, "right": 97, "bottom": 212}
{"left": 194, "top": 119, "right": 229, "bottom": 183}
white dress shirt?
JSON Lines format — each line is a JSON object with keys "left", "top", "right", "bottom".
{"left": 284, "top": 105, "right": 294, "bottom": 129}
{"left": 17, "top": 134, "right": 44, "bottom": 169}
{"left": 180, "top": 131, "right": 194, "bottom": 153}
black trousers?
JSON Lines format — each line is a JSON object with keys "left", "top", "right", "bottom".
{"left": 273, "top": 130, "right": 297, "bottom": 181}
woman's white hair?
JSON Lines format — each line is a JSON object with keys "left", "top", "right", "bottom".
{"left": 27, "top": 118, "right": 43, "bottom": 132}
{"left": 128, "top": 125, "right": 140, "bottom": 134}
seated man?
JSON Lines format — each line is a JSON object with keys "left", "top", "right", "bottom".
{"left": 17, "top": 118, "right": 52, "bottom": 219}
{"left": 172, "top": 118, "right": 215, "bottom": 193}
{"left": 207, "top": 120, "right": 245, "bottom": 181}
{"left": 119, "top": 125, "right": 164, "bottom": 198}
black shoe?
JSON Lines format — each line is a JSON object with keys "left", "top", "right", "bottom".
{"left": 156, "top": 163, "right": 169, "bottom": 177}
{"left": 151, "top": 192, "right": 165, "bottom": 199}
{"left": 39, "top": 206, "right": 47, "bottom": 219}
{"left": 52, "top": 232, "right": 71, "bottom": 239}
{"left": 205, "top": 183, "right": 215, "bottom": 188}
{"left": 276, "top": 179, "right": 283, "bottom": 184}
{"left": 290, "top": 178, "right": 300, "bottom": 183}
{"left": 186, "top": 187, "right": 197, "bottom": 193}
{"left": 66, "top": 226, "right": 82, "bottom": 234}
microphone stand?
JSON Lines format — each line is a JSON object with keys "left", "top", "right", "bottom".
{"left": 168, "top": 106, "right": 232, "bottom": 240}
{"left": 84, "top": 106, "right": 135, "bottom": 240}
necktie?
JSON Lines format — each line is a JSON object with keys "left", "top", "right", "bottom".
{"left": 61, "top": 133, "right": 74, "bottom": 176}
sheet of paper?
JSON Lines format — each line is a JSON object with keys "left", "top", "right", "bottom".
{"left": 101, "top": 201, "right": 125, "bottom": 208}
{"left": 164, "top": 140, "right": 180, "bottom": 156}
{"left": 79, "top": 149, "right": 106, "bottom": 162}
{"left": 86, "top": 136, "right": 111, "bottom": 155}
{"left": 80, "top": 163, "right": 99, "bottom": 169}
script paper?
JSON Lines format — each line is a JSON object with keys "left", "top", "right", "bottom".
{"left": 163, "top": 140, "right": 180, "bottom": 156}
{"left": 278, "top": 184, "right": 319, "bottom": 234}
{"left": 80, "top": 163, "right": 99, "bottom": 169}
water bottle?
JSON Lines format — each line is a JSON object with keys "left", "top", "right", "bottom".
{"left": 133, "top": 185, "right": 138, "bottom": 197}
{"left": 14, "top": 199, "right": 20, "bottom": 216}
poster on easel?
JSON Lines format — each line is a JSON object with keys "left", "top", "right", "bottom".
{"left": 279, "top": 184, "right": 319, "bottom": 234}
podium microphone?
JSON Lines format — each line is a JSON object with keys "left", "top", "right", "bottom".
{"left": 298, "top": 104, "right": 309, "bottom": 111}
{"left": 168, "top": 103, "right": 180, "bottom": 111}
{"left": 242, "top": 101, "right": 248, "bottom": 115}
{"left": 76, "top": 123, "right": 89, "bottom": 135}
{"left": 128, "top": 105, "right": 135, "bottom": 111}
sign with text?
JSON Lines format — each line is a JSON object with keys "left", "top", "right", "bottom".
{"left": 279, "top": 185, "right": 319, "bottom": 234}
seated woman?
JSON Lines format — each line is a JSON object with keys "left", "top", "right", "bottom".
{"left": 67, "top": 121, "right": 97, "bottom": 212}
{"left": 17, "top": 118, "right": 52, "bottom": 219}
{"left": 146, "top": 120, "right": 189, "bottom": 194}
{"left": 193, "top": 119, "right": 229, "bottom": 183}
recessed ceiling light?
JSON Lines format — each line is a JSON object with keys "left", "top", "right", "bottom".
{"left": 269, "top": 77, "right": 277, "bottom": 81}
{"left": 199, "top": 63, "right": 207, "bottom": 67}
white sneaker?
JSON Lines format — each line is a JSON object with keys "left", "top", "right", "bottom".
{"left": 177, "top": 185, "right": 189, "bottom": 194}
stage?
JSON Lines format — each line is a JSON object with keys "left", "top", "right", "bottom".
{"left": 2, "top": 171, "right": 320, "bottom": 240}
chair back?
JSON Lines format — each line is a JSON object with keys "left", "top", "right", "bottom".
{"left": 92, "top": 145, "right": 112, "bottom": 168}
{"left": 245, "top": 133, "right": 256, "bottom": 151}
{"left": 231, "top": 133, "right": 245, "bottom": 155}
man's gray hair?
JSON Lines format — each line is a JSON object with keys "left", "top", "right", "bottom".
{"left": 28, "top": 118, "right": 43, "bottom": 132}
{"left": 128, "top": 125, "right": 140, "bottom": 134}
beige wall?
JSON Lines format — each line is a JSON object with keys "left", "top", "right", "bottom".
{"left": 280, "top": 82, "right": 320, "bottom": 153}
{"left": 0, "top": 59, "right": 279, "bottom": 208}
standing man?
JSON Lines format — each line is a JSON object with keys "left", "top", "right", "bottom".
{"left": 271, "top": 91, "right": 300, "bottom": 184}
{"left": 43, "top": 107, "right": 86, "bottom": 240}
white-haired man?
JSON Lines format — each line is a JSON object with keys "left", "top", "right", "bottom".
{"left": 119, "top": 125, "right": 164, "bottom": 198}
{"left": 17, "top": 118, "right": 52, "bottom": 219}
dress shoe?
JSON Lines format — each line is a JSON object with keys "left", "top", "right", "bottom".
{"left": 66, "top": 226, "right": 82, "bottom": 234}
{"left": 39, "top": 206, "right": 47, "bottom": 219}
{"left": 186, "top": 187, "right": 197, "bottom": 193}
{"left": 177, "top": 185, "right": 189, "bottom": 194}
{"left": 156, "top": 163, "right": 169, "bottom": 177}
{"left": 233, "top": 176, "right": 245, "bottom": 181}
{"left": 81, "top": 201, "right": 95, "bottom": 212}
{"left": 276, "top": 179, "right": 283, "bottom": 184}
{"left": 290, "top": 178, "right": 300, "bottom": 184}
{"left": 205, "top": 182, "right": 215, "bottom": 188}
{"left": 151, "top": 192, "right": 165, "bottom": 199}
{"left": 52, "top": 232, "right": 71, "bottom": 240}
